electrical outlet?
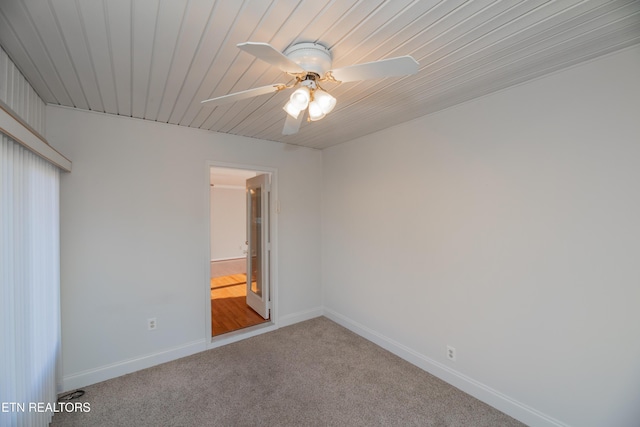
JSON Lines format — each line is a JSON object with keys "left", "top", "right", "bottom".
{"left": 148, "top": 318, "right": 157, "bottom": 331}
{"left": 447, "top": 345, "right": 456, "bottom": 361}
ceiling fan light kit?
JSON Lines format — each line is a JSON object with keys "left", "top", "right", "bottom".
{"left": 201, "top": 41, "right": 419, "bottom": 135}
{"left": 282, "top": 76, "right": 336, "bottom": 121}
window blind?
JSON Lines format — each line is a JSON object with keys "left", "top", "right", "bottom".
{"left": 1, "top": 133, "right": 61, "bottom": 427}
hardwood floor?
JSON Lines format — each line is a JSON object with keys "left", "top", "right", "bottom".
{"left": 211, "top": 274, "right": 247, "bottom": 289}
{"left": 211, "top": 273, "right": 269, "bottom": 337}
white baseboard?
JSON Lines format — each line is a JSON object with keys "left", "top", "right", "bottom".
{"left": 61, "top": 309, "right": 322, "bottom": 392}
{"left": 322, "top": 308, "right": 569, "bottom": 427}
{"left": 278, "top": 307, "right": 323, "bottom": 327}
{"left": 210, "top": 257, "right": 245, "bottom": 262}
{"left": 62, "top": 339, "right": 207, "bottom": 392}
{"left": 62, "top": 306, "right": 561, "bottom": 426}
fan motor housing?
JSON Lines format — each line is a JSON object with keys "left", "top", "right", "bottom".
{"left": 284, "top": 42, "right": 332, "bottom": 75}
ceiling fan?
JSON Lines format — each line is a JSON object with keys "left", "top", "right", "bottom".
{"left": 201, "top": 42, "right": 419, "bottom": 135}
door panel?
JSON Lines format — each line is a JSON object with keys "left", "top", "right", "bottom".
{"left": 246, "top": 174, "right": 270, "bottom": 319}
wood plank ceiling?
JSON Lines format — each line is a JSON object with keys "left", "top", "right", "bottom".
{"left": 0, "top": 0, "right": 638, "bottom": 149}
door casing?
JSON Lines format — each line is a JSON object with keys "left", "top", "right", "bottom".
{"left": 206, "top": 161, "right": 278, "bottom": 346}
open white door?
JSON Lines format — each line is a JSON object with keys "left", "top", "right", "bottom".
{"left": 246, "top": 174, "right": 270, "bottom": 319}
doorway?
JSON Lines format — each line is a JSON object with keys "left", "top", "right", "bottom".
{"left": 209, "top": 166, "right": 272, "bottom": 337}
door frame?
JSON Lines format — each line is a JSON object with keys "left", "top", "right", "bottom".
{"left": 205, "top": 161, "right": 279, "bottom": 348}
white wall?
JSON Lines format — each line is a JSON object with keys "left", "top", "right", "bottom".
{"left": 210, "top": 186, "right": 246, "bottom": 260}
{"left": 46, "top": 107, "right": 323, "bottom": 389}
{"left": 322, "top": 46, "right": 640, "bottom": 427}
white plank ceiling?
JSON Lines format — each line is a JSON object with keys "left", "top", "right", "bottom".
{"left": 0, "top": 0, "right": 638, "bottom": 149}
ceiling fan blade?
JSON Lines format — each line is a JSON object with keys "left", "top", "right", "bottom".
{"left": 237, "top": 42, "right": 305, "bottom": 74}
{"left": 282, "top": 111, "right": 304, "bottom": 135}
{"left": 201, "top": 84, "right": 284, "bottom": 107}
{"left": 329, "top": 56, "right": 419, "bottom": 83}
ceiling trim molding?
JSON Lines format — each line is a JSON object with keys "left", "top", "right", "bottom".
{"left": 0, "top": 100, "right": 71, "bottom": 172}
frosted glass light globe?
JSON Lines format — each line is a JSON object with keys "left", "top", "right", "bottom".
{"left": 283, "top": 101, "right": 302, "bottom": 118}
{"left": 313, "top": 89, "right": 336, "bottom": 114}
{"left": 308, "top": 100, "right": 326, "bottom": 121}
{"left": 289, "top": 87, "right": 310, "bottom": 110}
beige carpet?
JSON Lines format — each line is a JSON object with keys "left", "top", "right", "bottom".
{"left": 51, "top": 317, "right": 525, "bottom": 426}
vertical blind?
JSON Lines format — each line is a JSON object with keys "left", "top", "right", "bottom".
{"left": 1, "top": 133, "right": 61, "bottom": 427}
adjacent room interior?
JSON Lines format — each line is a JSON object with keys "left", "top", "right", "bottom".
{"left": 1, "top": 1, "right": 639, "bottom": 426}
{"left": 209, "top": 166, "right": 271, "bottom": 336}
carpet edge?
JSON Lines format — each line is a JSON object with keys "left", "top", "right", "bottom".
{"left": 322, "top": 308, "right": 570, "bottom": 427}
